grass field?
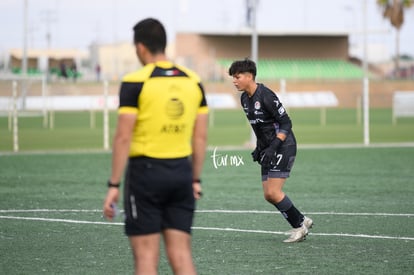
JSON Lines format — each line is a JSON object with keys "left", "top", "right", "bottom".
{"left": 1, "top": 108, "right": 413, "bottom": 274}
{"left": 0, "top": 147, "right": 413, "bottom": 274}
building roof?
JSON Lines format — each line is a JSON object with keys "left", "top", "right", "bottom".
{"left": 9, "top": 48, "right": 88, "bottom": 59}
{"left": 179, "top": 29, "right": 350, "bottom": 37}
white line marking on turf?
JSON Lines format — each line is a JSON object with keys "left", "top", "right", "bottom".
{"left": 1, "top": 142, "right": 414, "bottom": 156}
{"left": 192, "top": 227, "right": 414, "bottom": 241}
{"left": 0, "top": 215, "right": 122, "bottom": 226}
{"left": 1, "top": 215, "right": 413, "bottom": 241}
{"left": 0, "top": 209, "right": 102, "bottom": 213}
{"left": 0, "top": 209, "right": 413, "bottom": 217}
{"left": 197, "top": 210, "right": 414, "bottom": 217}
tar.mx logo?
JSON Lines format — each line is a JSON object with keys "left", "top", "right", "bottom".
{"left": 211, "top": 147, "right": 244, "bottom": 169}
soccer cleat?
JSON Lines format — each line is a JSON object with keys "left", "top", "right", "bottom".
{"left": 283, "top": 225, "right": 308, "bottom": 243}
{"left": 302, "top": 216, "right": 313, "bottom": 230}
{"left": 286, "top": 216, "right": 314, "bottom": 234}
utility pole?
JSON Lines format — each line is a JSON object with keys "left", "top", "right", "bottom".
{"left": 247, "top": 0, "right": 259, "bottom": 146}
{"left": 362, "top": 0, "right": 370, "bottom": 146}
{"left": 40, "top": 9, "right": 57, "bottom": 83}
{"left": 40, "top": 9, "right": 57, "bottom": 49}
{"left": 21, "top": 0, "right": 28, "bottom": 109}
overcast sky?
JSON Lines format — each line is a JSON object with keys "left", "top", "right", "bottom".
{"left": 0, "top": 0, "right": 413, "bottom": 61}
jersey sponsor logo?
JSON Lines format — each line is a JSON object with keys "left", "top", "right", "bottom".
{"left": 162, "top": 98, "right": 186, "bottom": 134}
{"left": 254, "top": 101, "right": 261, "bottom": 110}
{"left": 160, "top": 123, "right": 186, "bottom": 133}
{"left": 278, "top": 106, "right": 286, "bottom": 115}
{"left": 166, "top": 98, "right": 184, "bottom": 119}
{"left": 249, "top": 118, "right": 264, "bottom": 124}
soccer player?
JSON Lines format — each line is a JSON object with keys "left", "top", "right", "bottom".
{"left": 228, "top": 58, "right": 312, "bottom": 243}
{"left": 103, "top": 18, "right": 208, "bottom": 274}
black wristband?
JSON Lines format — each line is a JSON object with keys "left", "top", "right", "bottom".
{"left": 193, "top": 179, "right": 202, "bottom": 184}
{"left": 107, "top": 180, "right": 120, "bottom": 188}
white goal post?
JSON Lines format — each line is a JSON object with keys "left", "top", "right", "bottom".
{"left": 0, "top": 75, "right": 48, "bottom": 152}
{"left": 1, "top": 77, "right": 117, "bottom": 152}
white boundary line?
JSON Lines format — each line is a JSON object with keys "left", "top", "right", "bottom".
{"left": 0, "top": 215, "right": 120, "bottom": 225}
{"left": 1, "top": 215, "right": 413, "bottom": 241}
{"left": 1, "top": 142, "right": 414, "bottom": 155}
{"left": 1, "top": 209, "right": 413, "bottom": 217}
{"left": 192, "top": 227, "right": 414, "bottom": 241}
{"left": 196, "top": 210, "right": 414, "bottom": 217}
{"left": 1, "top": 209, "right": 413, "bottom": 241}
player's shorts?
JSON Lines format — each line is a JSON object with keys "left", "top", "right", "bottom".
{"left": 124, "top": 156, "right": 195, "bottom": 236}
{"left": 261, "top": 142, "right": 297, "bottom": 181}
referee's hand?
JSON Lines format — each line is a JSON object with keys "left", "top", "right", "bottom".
{"left": 103, "top": 188, "right": 119, "bottom": 221}
{"left": 193, "top": 182, "right": 203, "bottom": 200}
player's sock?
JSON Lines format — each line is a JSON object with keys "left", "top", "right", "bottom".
{"left": 274, "top": 195, "right": 304, "bottom": 228}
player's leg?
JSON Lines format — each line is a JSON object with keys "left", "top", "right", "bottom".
{"left": 129, "top": 234, "right": 161, "bottom": 275}
{"left": 262, "top": 177, "right": 286, "bottom": 203}
{"left": 261, "top": 142, "right": 306, "bottom": 228}
{"left": 163, "top": 229, "right": 196, "bottom": 275}
{"left": 263, "top": 178, "right": 311, "bottom": 242}
{"left": 262, "top": 177, "right": 303, "bottom": 228}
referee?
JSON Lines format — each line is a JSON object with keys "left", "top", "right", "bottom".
{"left": 103, "top": 18, "right": 208, "bottom": 274}
{"left": 228, "top": 59, "right": 313, "bottom": 243}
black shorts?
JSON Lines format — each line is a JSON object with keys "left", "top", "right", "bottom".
{"left": 124, "top": 156, "right": 195, "bottom": 236}
{"left": 261, "top": 143, "right": 296, "bottom": 181}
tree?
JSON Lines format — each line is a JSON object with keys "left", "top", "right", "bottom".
{"left": 377, "top": 0, "right": 413, "bottom": 76}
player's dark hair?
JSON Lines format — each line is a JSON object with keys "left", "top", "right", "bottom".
{"left": 133, "top": 18, "right": 167, "bottom": 54}
{"left": 228, "top": 58, "right": 257, "bottom": 78}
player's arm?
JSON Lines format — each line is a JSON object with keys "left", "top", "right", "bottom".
{"left": 263, "top": 91, "right": 292, "bottom": 141}
{"left": 258, "top": 91, "right": 292, "bottom": 165}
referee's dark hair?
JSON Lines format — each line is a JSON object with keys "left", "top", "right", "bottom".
{"left": 133, "top": 18, "right": 167, "bottom": 54}
{"left": 228, "top": 58, "right": 257, "bottom": 79}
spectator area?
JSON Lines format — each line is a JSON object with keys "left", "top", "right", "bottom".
{"left": 7, "top": 48, "right": 85, "bottom": 79}
{"left": 219, "top": 59, "right": 365, "bottom": 80}
{"left": 11, "top": 67, "right": 82, "bottom": 79}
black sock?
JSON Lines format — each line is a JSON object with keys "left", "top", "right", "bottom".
{"left": 274, "top": 195, "right": 304, "bottom": 228}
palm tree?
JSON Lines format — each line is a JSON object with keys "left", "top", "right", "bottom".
{"left": 377, "top": 0, "right": 413, "bottom": 76}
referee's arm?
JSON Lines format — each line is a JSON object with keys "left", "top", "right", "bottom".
{"left": 192, "top": 113, "right": 208, "bottom": 198}
{"left": 103, "top": 113, "right": 135, "bottom": 220}
{"left": 110, "top": 113, "right": 136, "bottom": 184}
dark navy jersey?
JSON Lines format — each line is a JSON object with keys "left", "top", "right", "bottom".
{"left": 240, "top": 83, "right": 296, "bottom": 150}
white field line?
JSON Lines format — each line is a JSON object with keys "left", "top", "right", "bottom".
{"left": 0, "top": 215, "right": 413, "bottom": 241}
{"left": 1, "top": 209, "right": 413, "bottom": 241}
{"left": 196, "top": 210, "right": 414, "bottom": 217}
{"left": 192, "top": 227, "right": 414, "bottom": 241}
{"left": 1, "top": 142, "right": 414, "bottom": 155}
{"left": 0, "top": 209, "right": 413, "bottom": 217}
{"left": 0, "top": 215, "right": 121, "bottom": 225}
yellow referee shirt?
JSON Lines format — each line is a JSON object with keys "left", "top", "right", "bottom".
{"left": 119, "top": 61, "right": 208, "bottom": 159}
